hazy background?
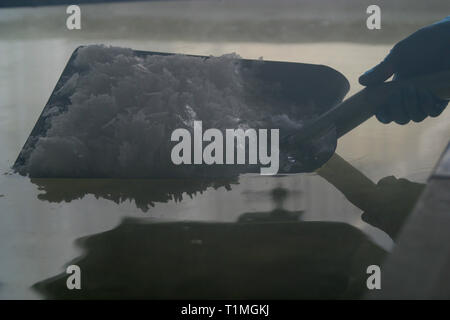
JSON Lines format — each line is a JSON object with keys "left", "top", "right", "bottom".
{"left": 1, "top": 0, "right": 449, "bottom": 43}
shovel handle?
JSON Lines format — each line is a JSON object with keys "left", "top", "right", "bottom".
{"left": 289, "top": 69, "right": 450, "bottom": 144}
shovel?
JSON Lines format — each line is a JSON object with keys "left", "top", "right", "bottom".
{"left": 13, "top": 47, "right": 450, "bottom": 176}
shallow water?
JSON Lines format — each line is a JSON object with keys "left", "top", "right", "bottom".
{"left": 0, "top": 1, "right": 449, "bottom": 299}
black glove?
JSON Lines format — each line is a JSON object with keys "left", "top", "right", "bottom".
{"left": 359, "top": 16, "right": 450, "bottom": 124}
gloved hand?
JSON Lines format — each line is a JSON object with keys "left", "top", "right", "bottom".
{"left": 359, "top": 16, "right": 450, "bottom": 124}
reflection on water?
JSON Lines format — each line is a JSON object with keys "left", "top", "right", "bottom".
{"left": 29, "top": 153, "right": 424, "bottom": 238}
{"left": 0, "top": 1, "right": 448, "bottom": 299}
{"left": 317, "top": 154, "right": 424, "bottom": 240}
{"left": 34, "top": 217, "right": 386, "bottom": 299}
{"left": 30, "top": 152, "right": 423, "bottom": 298}
{"left": 31, "top": 178, "right": 237, "bottom": 212}
{"left": 238, "top": 184, "right": 304, "bottom": 223}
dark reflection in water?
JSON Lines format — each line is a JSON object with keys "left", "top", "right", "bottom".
{"left": 238, "top": 184, "right": 303, "bottom": 223}
{"left": 317, "top": 154, "right": 425, "bottom": 240}
{"left": 31, "top": 153, "right": 425, "bottom": 299}
{"left": 30, "top": 153, "right": 424, "bottom": 239}
{"left": 33, "top": 218, "right": 386, "bottom": 299}
{"left": 31, "top": 178, "right": 237, "bottom": 212}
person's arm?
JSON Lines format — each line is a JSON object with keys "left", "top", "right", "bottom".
{"left": 359, "top": 16, "right": 450, "bottom": 124}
